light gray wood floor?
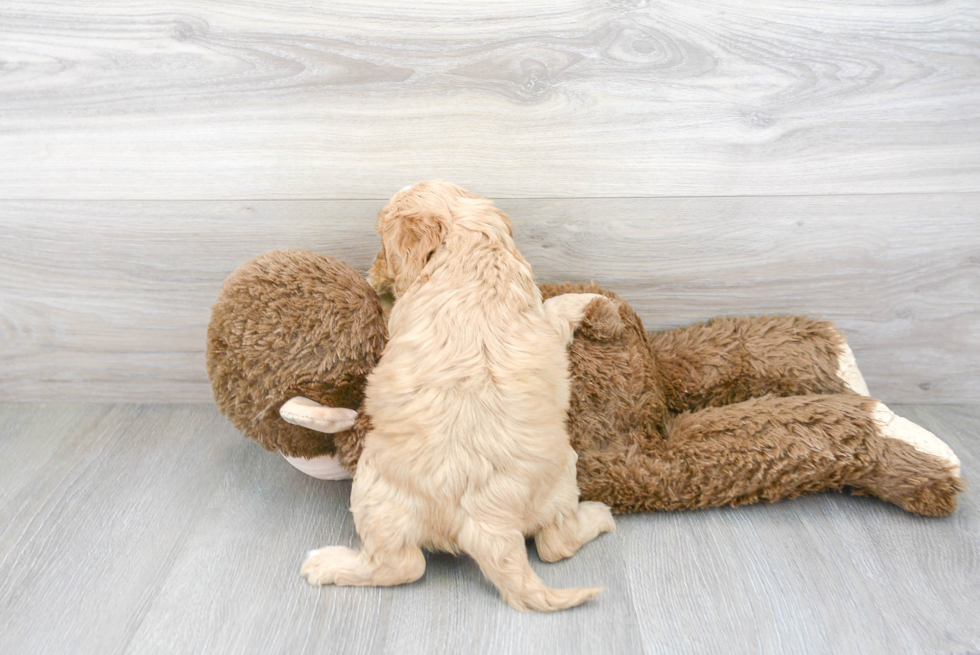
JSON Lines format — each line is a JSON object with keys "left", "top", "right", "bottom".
{"left": 1, "top": 402, "right": 977, "bottom": 655}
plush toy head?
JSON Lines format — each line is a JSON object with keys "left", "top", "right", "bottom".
{"left": 206, "top": 250, "right": 386, "bottom": 458}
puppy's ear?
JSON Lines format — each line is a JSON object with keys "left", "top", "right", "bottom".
{"left": 386, "top": 209, "right": 448, "bottom": 296}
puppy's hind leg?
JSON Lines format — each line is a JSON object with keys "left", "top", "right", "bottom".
{"left": 457, "top": 521, "right": 603, "bottom": 612}
{"left": 534, "top": 456, "right": 615, "bottom": 563}
{"left": 302, "top": 543, "right": 425, "bottom": 587}
{"left": 535, "top": 501, "right": 615, "bottom": 563}
{"left": 302, "top": 460, "right": 425, "bottom": 587}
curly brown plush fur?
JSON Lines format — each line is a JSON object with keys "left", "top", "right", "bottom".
{"left": 207, "top": 251, "right": 964, "bottom": 516}
{"left": 539, "top": 282, "right": 963, "bottom": 516}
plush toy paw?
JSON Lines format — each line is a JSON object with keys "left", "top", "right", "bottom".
{"left": 872, "top": 402, "right": 961, "bottom": 476}
{"left": 579, "top": 296, "right": 625, "bottom": 341}
{"left": 862, "top": 401, "right": 964, "bottom": 516}
{"left": 544, "top": 293, "right": 608, "bottom": 345}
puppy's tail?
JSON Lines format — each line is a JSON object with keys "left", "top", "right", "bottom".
{"left": 459, "top": 524, "right": 603, "bottom": 612}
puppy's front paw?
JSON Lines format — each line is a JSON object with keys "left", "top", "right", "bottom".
{"left": 301, "top": 546, "right": 357, "bottom": 585}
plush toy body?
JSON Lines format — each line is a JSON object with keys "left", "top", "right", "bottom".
{"left": 208, "top": 250, "right": 964, "bottom": 517}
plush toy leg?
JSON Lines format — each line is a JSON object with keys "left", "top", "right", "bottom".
{"left": 543, "top": 293, "right": 609, "bottom": 345}
{"left": 647, "top": 315, "right": 868, "bottom": 412}
{"left": 576, "top": 394, "right": 963, "bottom": 516}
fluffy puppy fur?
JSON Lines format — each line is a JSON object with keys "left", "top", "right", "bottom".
{"left": 301, "top": 182, "right": 615, "bottom": 612}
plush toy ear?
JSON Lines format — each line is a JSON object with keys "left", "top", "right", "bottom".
{"left": 280, "top": 396, "right": 358, "bottom": 433}
{"left": 384, "top": 209, "right": 449, "bottom": 297}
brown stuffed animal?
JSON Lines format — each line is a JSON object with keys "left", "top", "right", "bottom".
{"left": 208, "top": 245, "right": 964, "bottom": 518}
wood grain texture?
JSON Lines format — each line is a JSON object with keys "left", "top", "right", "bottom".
{"left": 0, "top": 404, "right": 241, "bottom": 655}
{"left": 2, "top": 194, "right": 978, "bottom": 403}
{"left": 1, "top": 0, "right": 978, "bottom": 199}
{"left": 624, "top": 402, "right": 980, "bottom": 655}
{"left": 0, "top": 403, "right": 977, "bottom": 654}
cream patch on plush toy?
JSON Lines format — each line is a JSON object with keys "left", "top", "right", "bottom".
{"left": 872, "top": 402, "right": 961, "bottom": 476}
{"left": 282, "top": 453, "right": 353, "bottom": 480}
{"left": 835, "top": 339, "right": 870, "bottom": 396}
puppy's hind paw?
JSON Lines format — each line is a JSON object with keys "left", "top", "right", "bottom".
{"left": 577, "top": 501, "right": 616, "bottom": 541}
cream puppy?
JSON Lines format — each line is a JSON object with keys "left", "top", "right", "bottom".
{"left": 301, "top": 182, "right": 615, "bottom": 612}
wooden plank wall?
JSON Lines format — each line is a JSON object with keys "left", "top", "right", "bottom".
{"left": 1, "top": 1, "right": 978, "bottom": 403}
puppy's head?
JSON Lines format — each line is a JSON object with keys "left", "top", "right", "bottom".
{"left": 369, "top": 180, "right": 506, "bottom": 298}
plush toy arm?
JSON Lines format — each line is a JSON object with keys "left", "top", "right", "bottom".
{"left": 543, "top": 293, "right": 616, "bottom": 346}
{"left": 647, "top": 315, "right": 870, "bottom": 413}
